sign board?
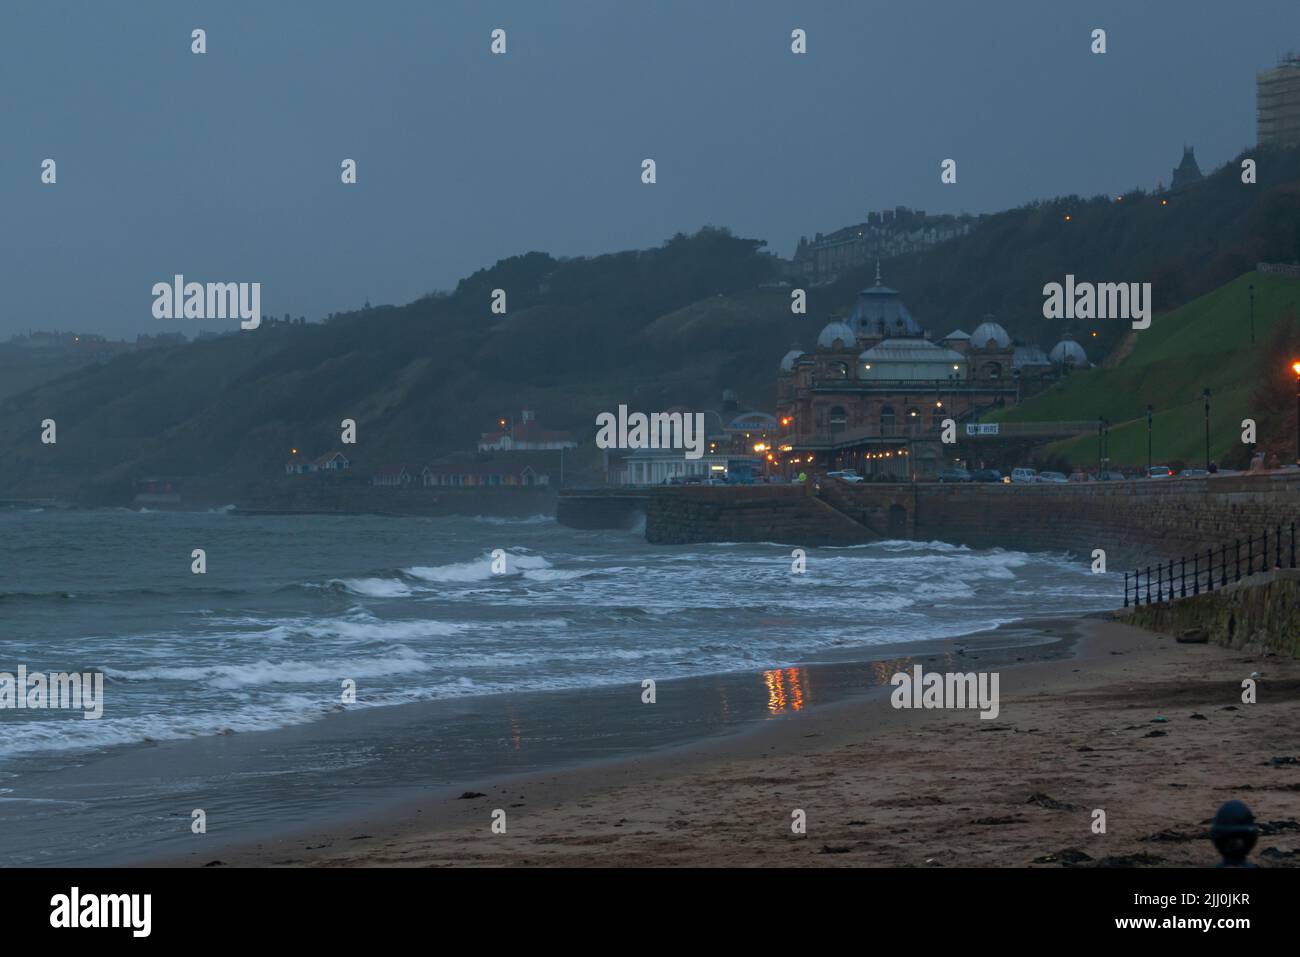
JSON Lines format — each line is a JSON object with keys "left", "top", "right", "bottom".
{"left": 965, "top": 423, "right": 1000, "bottom": 436}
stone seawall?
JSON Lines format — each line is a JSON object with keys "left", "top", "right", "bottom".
{"left": 1122, "top": 569, "right": 1300, "bottom": 657}
{"left": 839, "top": 472, "right": 1300, "bottom": 566}
{"left": 560, "top": 472, "right": 1300, "bottom": 564}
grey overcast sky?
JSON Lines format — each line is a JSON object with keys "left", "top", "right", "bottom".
{"left": 1, "top": 0, "right": 1297, "bottom": 338}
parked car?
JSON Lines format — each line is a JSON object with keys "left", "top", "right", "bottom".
{"left": 826, "top": 469, "right": 864, "bottom": 483}
{"left": 1099, "top": 470, "right": 1127, "bottom": 481}
{"left": 1010, "top": 467, "right": 1038, "bottom": 484}
{"left": 1036, "top": 471, "right": 1069, "bottom": 484}
{"left": 970, "top": 469, "right": 1004, "bottom": 483}
{"left": 1178, "top": 467, "right": 1208, "bottom": 477}
{"left": 1148, "top": 465, "right": 1174, "bottom": 478}
{"left": 937, "top": 467, "right": 972, "bottom": 483}
{"left": 1067, "top": 472, "right": 1093, "bottom": 482}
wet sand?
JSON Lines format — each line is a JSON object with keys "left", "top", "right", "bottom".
{"left": 179, "top": 618, "right": 1300, "bottom": 867}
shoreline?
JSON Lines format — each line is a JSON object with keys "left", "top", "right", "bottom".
{"left": 134, "top": 615, "right": 1085, "bottom": 868}
{"left": 163, "top": 616, "right": 1300, "bottom": 868}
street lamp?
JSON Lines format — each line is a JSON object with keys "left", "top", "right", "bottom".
{"left": 1145, "top": 404, "right": 1154, "bottom": 475}
{"left": 1202, "top": 387, "right": 1212, "bottom": 471}
{"left": 1249, "top": 284, "right": 1255, "bottom": 346}
{"left": 1292, "top": 361, "right": 1300, "bottom": 464}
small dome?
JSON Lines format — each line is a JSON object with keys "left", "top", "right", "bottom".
{"left": 942, "top": 329, "right": 971, "bottom": 341}
{"left": 816, "top": 321, "right": 857, "bottom": 350}
{"left": 779, "top": 349, "right": 805, "bottom": 372}
{"left": 970, "top": 320, "right": 1011, "bottom": 350}
{"left": 1049, "top": 335, "right": 1087, "bottom": 366}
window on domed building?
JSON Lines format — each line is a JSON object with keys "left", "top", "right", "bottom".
{"left": 880, "top": 406, "right": 896, "bottom": 435}
{"left": 831, "top": 361, "right": 848, "bottom": 379}
{"left": 829, "top": 406, "right": 848, "bottom": 432}
{"left": 982, "top": 362, "right": 1001, "bottom": 379}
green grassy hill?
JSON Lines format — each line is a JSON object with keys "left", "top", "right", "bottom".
{"left": 987, "top": 271, "right": 1300, "bottom": 470}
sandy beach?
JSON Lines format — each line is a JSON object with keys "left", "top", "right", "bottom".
{"left": 179, "top": 618, "right": 1300, "bottom": 868}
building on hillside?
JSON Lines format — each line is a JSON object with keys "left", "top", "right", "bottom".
{"left": 312, "top": 451, "right": 350, "bottom": 472}
{"left": 478, "top": 409, "right": 578, "bottom": 451}
{"left": 371, "top": 465, "right": 412, "bottom": 487}
{"left": 1169, "top": 146, "right": 1203, "bottom": 193}
{"left": 285, "top": 450, "right": 350, "bottom": 474}
{"left": 421, "top": 463, "right": 548, "bottom": 487}
{"left": 792, "top": 207, "right": 978, "bottom": 284}
{"left": 1258, "top": 53, "right": 1300, "bottom": 149}
{"left": 775, "top": 267, "right": 1082, "bottom": 479}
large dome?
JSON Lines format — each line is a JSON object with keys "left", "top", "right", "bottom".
{"left": 970, "top": 320, "right": 1011, "bottom": 350}
{"left": 779, "top": 349, "right": 805, "bottom": 372}
{"left": 1049, "top": 335, "right": 1087, "bottom": 366}
{"left": 816, "top": 321, "right": 857, "bottom": 349}
{"left": 847, "top": 265, "right": 922, "bottom": 338}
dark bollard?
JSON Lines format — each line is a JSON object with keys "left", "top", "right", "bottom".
{"left": 1210, "top": 800, "right": 1259, "bottom": 867}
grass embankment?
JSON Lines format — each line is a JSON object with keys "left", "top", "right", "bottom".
{"left": 987, "top": 272, "right": 1300, "bottom": 468}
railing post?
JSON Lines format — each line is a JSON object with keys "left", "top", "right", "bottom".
{"left": 1193, "top": 553, "right": 1199, "bottom": 595}
{"left": 1156, "top": 563, "right": 1163, "bottom": 603}
{"left": 1221, "top": 544, "right": 1228, "bottom": 587}
{"left": 1146, "top": 565, "right": 1152, "bottom": 605}
{"left": 1181, "top": 557, "right": 1187, "bottom": 598}
{"left": 1124, "top": 571, "right": 1130, "bottom": 608}
{"left": 1236, "top": 539, "right": 1241, "bottom": 581}
{"left": 1276, "top": 525, "right": 1282, "bottom": 570}
{"left": 1206, "top": 549, "right": 1213, "bottom": 592}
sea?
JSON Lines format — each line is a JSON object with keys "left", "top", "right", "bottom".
{"left": 0, "top": 507, "right": 1120, "bottom": 865}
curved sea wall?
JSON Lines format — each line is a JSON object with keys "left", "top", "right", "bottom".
{"left": 560, "top": 472, "right": 1300, "bottom": 566}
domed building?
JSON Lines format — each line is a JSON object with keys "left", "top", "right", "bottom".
{"left": 775, "top": 271, "right": 1063, "bottom": 480}
{"left": 846, "top": 263, "right": 924, "bottom": 339}
{"left": 816, "top": 320, "right": 857, "bottom": 350}
{"left": 1049, "top": 333, "right": 1088, "bottom": 368}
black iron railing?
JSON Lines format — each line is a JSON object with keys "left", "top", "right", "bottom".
{"left": 1124, "top": 522, "right": 1297, "bottom": 607}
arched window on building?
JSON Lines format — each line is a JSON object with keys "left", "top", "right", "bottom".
{"left": 982, "top": 362, "right": 1002, "bottom": 380}
{"left": 829, "top": 406, "right": 848, "bottom": 433}
{"left": 880, "top": 406, "right": 896, "bottom": 435}
{"left": 906, "top": 407, "right": 921, "bottom": 435}
{"left": 830, "top": 361, "right": 849, "bottom": 379}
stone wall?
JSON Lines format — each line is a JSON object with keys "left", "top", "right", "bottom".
{"left": 560, "top": 472, "right": 1300, "bottom": 565}
{"left": 837, "top": 472, "right": 1300, "bottom": 567}
{"left": 642, "top": 485, "right": 873, "bottom": 546}
{"left": 1122, "top": 569, "right": 1300, "bottom": 657}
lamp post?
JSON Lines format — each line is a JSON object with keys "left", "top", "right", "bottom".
{"left": 1249, "top": 284, "right": 1255, "bottom": 346}
{"left": 1202, "top": 387, "right": 1212, "bottom": 472}
{"left": 1292, "top": 361, "right": 1300, "bottom": 465}
{"left": 1146, "top": 404, "right": 1154, "bottom": 476}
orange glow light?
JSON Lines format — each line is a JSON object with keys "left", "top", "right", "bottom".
{"left": 1292, "top": 361, "right": 1300, "bottom": 376}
